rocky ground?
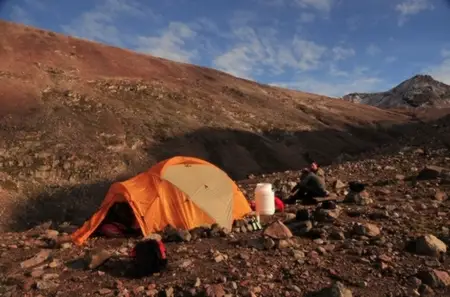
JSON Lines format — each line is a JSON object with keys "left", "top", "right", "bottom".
{"left": 1, "top": 147, "right": 450, "bottom": 297}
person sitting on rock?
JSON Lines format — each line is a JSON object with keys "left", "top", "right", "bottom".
{"left": 286, "top": 162, "right": 328, "bottom": 205}
{"left": 96, "top": 202, "right": 141, "bottom": 238}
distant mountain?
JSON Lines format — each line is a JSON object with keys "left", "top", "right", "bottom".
{"left": 343, "top": 75, "right": 450, "bottom": 108}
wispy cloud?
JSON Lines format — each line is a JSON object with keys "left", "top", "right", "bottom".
{"left": 61, "top": 0, "right": 155, "bottom": 46}
{"left": 385, "top": 56, "right": 397, "bottom": 63}
{"left": 332, "top": 46, "right": 355, "bottom": 61}
{"left": 271, "top": 76, "right": 383, "bottom": 98}
{"left": 366, "top": 44, "right": 381, "bottom": 56}
{"left": 271, "top": 65, "right": 383, "bottom": 97}
{"left": 294, "top": 0, "right": 334, "bottom": 13}
{"left": 299, "top": 13, "right": 316, "bottom": 23}
{"left": 258, "top": 0, "right": 334, "bottom": 13}
{"left": 135, "top": 22, "right": 198, "bottom": 63}
{"left": 213, "top": 22, "right": 327, "bottom": 79}
{"left": 395, "top": 0, "right": 434, "bottom": 26}
{"left": 425, "top": 48, "right": 450, "bottom": 84}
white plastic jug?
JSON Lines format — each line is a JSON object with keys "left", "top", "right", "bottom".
{"left": 254, "top": 183, "right": 275, "bottom": 216}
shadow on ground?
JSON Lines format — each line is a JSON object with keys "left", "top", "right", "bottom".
{"left": 6, "top": 114, "right": 450, "bottom": 232}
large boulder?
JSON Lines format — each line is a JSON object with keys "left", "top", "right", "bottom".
{"left": 417, "top": 166, "right": 449, "bottom": 180}
{"left": 344, "top": 190, "right": 373, "bottom": 205}
{"left": 414, "top": 234, "right": 447, "bottom": 256}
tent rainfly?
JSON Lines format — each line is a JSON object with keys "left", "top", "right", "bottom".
{"left": 71, "top": 156, "right": 252, "bottom": 245}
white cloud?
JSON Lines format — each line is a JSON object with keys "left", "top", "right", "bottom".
{"left": 270, "top": 65, "right": 383, "bottom": 97}
{"left": 441, "top": 49, "right": 450, "bottom": 58}
{"left": 135, "top": 22, "right": 198, "bottom": 63}
{"left": 213, "top": 23, "right": 327, "bottom": 79}
{"left": 366, "top": 44, "right": 381, "bottom": 56}
{"left": 61, "top": 0, "right": 154, "bottom": 46}
{"left": 271, "top": 76, "right": 383, "bottom": 98}
{"left": 395, "top": 0, "right": 434, "bottom": 26}
{"left": 294, "top": 0, "right": 334, "bottom": 13}
{"left": 299, "top": 13, "right": 316, "bottom": 23}
{"left": 385, "top": 56, "right": 397, "bottom": 63}
{"left": 332, "top": 46, "right": 355, "bottom": 61}
{"left": 329, "top": 64, "right": 349, "bottom": 77}
{"left": 425, "top": 49, "right": 450, "bottom": 84}
{"left": 258, "top": 0, "right": 334, "bottom": 13}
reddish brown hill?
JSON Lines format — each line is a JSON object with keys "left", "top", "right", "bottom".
{"left": 0, "top": 20, "right": 448, "bottom": 230}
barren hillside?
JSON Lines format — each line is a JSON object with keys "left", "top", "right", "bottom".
{"left": 0, "top": 20, "right": 448, "bottom": 231}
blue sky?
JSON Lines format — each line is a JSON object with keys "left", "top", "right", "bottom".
{"left": 1, "top": 0, "right": 450, "bottom": 97}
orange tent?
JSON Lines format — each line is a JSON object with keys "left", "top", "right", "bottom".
{"left": 71, "top": 156, "right": 251, "bottom": 245}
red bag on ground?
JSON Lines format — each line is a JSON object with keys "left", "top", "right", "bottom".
{"left": 274, "top": 196, "right": 285, "bottom": 212}
{"left": 98, "top": 223, "right": 127, "bottom": 237}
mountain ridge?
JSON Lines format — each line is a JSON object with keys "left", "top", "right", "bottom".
{"left": 343, "top": 74, "right": 450, "bottom": 108}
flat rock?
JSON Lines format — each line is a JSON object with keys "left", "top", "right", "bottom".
{"left": 263, "top": 220, "right": 293, "bottom": 240}
{"left": 418, "top": 166, "right": 448, "bottom": 180}
{"left": 84, "top": 248, "right": 112, "bottom": 269}
{"left": 352, "top": 223, "right": 380, "bottom": 237}
{"left": 312, "top": 281, "right": 352, "bottom": 297}
{"left": 20, "top": 249, "right": 52, "bottom": 269}
{"left": 417, "top": 269, "right": 450, "bottom": 288}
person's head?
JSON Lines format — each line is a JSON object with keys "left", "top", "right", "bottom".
{"left": 310, "top": 162, "right": 318, "bottom": 171}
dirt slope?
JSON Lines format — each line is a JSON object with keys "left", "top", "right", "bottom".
{"left": 343, "top": 74, "right": 450, "bottom": 108}
{"left": 0, "top": 20, "right": 445, "bottom": 231}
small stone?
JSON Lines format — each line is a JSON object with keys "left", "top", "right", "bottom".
{"left": 134, "top": 286, "right": 145, "bottom": 294}
{"left": 61, "top": 242, "right": 72, "bottom": 249}
{"left": 434, "top": 191, "right": 447, "bottom": 201}
{"left": 395, "top": 174, "right": 405, "bottom": 181}
{"left": 214, "top": 254, "right": 225, "bottom": 263}
{"left": 194, "top": 278, "right": 201, "bottom": 287}
{"left": 352, "top": 223, "right": 380, "bottom": 237}
{"left": 42, "top": 273, "right": 59, "bottom": 281}
{"left": 329, "top": 230, "right": 345, "bottom": 240}
{"left": 36, "top": 280, "right": 59, "bottom": 290}
{"left": 144, "top": 233, "right": 163, "bottom": 241}
{"left": 313, "top": 281, "right": 352, "bottom": 297}
{"left": 333, "top": 179, "right": 346, "bottom": 190}
{"left": 48, "top": 260, "right": 59, "bottom": 268}
{"left": 206, "top": 284, "right": 226, "bottom": 297}
{"left": 263, "top": 237, "right": 276, "bottom": 249}
{"left": 317, "top": 247, "right": 327, "bottom": 255}
{"left": 98, "top": 288, "right": 112, "bottom": 295}
{"left": 179, "top": 259, "right": 193, "bottom": 268}
{"left": 162, "top": 287, "right": 174, "bottom": 297}
{"left": 291, "top": 250, "right": 305, "bottom": 260}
